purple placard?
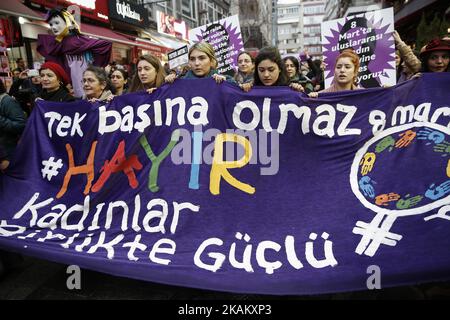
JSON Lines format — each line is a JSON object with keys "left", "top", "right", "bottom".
{"left": 321, "top": 7, "right": 396, "bottom": 89}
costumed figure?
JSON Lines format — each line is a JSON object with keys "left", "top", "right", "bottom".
{"left": 37, "top": 8, "right": 112, "bottom": 98}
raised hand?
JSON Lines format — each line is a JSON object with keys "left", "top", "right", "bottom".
{"left": 359, "top": 176, "right": 376, "bottom": 198}
{"left": 417, "top": 128, "right": 445, "bottom": 145}
{"left": 360, "top": 152, "right": 376, "bottom": 176}
{"left": 375, "top": 136, "right": 395, "bottom": 153}
{"left": 395, "top": 130, "right": 416, "bottom": 148}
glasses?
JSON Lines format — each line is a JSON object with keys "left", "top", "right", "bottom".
{"left": 81, "top": 78, "right": 98, "bottom": 84}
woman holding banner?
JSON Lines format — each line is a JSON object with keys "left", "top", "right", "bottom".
{"left": 308, "top": 49, "right": 361, "bottom": 97}
{"left": 129, "top": 55, "right": 166, "bottom": 94}
{"left": 165, "top": 42, "right": 235, "bottom": 84}
{"left": 82, "top": 66, "right": 113, "bottom": 102}
{"left": 234, "top": 51, "right": 255, "bottom": 90}
{"left": 241, "top": 47, "right": 303, "bottom": 93}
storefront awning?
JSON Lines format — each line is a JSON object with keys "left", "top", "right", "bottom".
{"left": 80, "top": 24, "right": 137, "bottom": 47}
{"left": 395, "top": 0, "right": 438, "bottom": 24}
{"left": 0, "top": 0, "right": 45, "bottom": 21}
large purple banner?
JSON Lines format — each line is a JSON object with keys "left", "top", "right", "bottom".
{"left": 1, "top": 74, "right": 450, "bottom": 295}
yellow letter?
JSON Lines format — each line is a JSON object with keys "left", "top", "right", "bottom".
{"left": 210, "top": 133, "right": 255, "bottom": 195}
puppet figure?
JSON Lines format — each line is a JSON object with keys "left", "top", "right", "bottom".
{"left": 37, "top": 8, "right": 112, "bottom": 98}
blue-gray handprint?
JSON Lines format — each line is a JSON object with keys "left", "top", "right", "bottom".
{"left": 425, "top": 180, "right": 450, "bottom": 200}
{"left": 359, "top": 176, "right": 376, "bottom": 199}
{"left": 417, "top": 128, "right": 445, "bottom": 145}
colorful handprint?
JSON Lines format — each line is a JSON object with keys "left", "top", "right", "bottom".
{"left": 360, "top": 152, "right": 376, "bottom": 176}
{"left": 395, "top": 130, "right": 416, "bottom": 148}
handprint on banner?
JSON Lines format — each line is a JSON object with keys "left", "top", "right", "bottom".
{"left": 358, "top": 176, "right": 376, "bottom": 198}
{"left": 375, "top": 193, "right": 401, "bottom": 206}
{"left": 434, "top": 141, "right": 450, "bottom": 156}
{"left": 375, "top": 136, "right": 395, "bottom": 153}
{"left": 396, "top": 195, "right": 423, "bottom": 209}
{"left": 395, "top": 130, "right": 416, "bottom": 148}
{"left": 417, "top": 128, "right": 445, "bottom": 145}
{"left": 359, "top": 152, "right": 376, "bottom": 175}
{"left": 351, "top": 123, "right": 450, "bottom": 257}
{"left": 425, "top": 181, "right": 450, "bottom": 200}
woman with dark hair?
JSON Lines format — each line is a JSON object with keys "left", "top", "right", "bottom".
{"left": 242, "top": 47, "right": 303, "bottom": 92}
{"left": 419, "top": 38, "right": 450, "bottom": 73}
{"left": 82, "top": 66, "right": 113, "bottom": 102}
{"left": 252, "top": 47, "right": 289, "bottom": 87}
{"left": 309, "top": 49, "right": 361, "bottom": 97}
{"left": 0, "top": 79, "right": 26, "bottom": 171}
{"left": 110, "top": 68, "right": 128, "bottom": 96}
{"left": 128, "top": 55, "right": 166, "bottom": 94}
{"left": 38, "top": 61, "right": 75, "bottom": 102}
{"left": 283, "top": 56, "right": 314, "bottom": 94}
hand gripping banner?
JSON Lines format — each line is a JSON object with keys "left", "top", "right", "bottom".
{"left": 1, "top": 74, "right": 450, "bottom": 295}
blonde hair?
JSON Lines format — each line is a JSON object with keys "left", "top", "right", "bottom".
{"left": 129, "top": 55, "right": 166, "bottom": 92}
{"left": 189, "top": 41, "right": 218, "bottom": 69}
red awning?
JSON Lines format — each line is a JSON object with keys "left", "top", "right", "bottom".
{"left": 80, "top": 24, "right": 137, "bottom": 47}
{"left": 0, "top": 0, "right": 45, "bottom": 21}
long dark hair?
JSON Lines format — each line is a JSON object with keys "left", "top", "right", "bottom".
{"left": 253, "top": 47, "right": 289, "bottom": 86}
{"left": 283, "top": 56, "right": 300, "bottom": 79}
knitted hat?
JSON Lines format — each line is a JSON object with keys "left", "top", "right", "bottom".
{"left": 40, "top": 61, "right": 70, "bottom": 85}
{"left": 419, "top": 38, "right": 450, "bottom": 58}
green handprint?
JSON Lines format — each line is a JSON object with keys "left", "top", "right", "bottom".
{"left": 434, "top": 141, "right": 450, "bottom": 156}
{"left": 375, "top": 136, "right": 395, "bottom": 153}
{"left": 396, "top": 194, "right": 423, "bottom": 209}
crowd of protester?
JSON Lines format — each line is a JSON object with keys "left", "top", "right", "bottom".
{"left": 1, "top": 29, "right": 449, "bottom": 281}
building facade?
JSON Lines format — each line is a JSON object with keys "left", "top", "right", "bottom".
{"left": 276, "top": 0, "right": 324, "bottom": 58}
{"left": 230, "top": 0, "right": 272, "bottom": 51}
{"left": 277, "top": 0, "right": 302, "bottom": 54}
{"left": 302, "top": 0, "right": 325, "bottom": 57}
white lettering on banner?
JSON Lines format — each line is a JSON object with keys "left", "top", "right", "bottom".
{"left": 116, "top": 0, "right": 141, "bottom": 21}
{"left": 3, "top": 192, "right": 339, "bottom": 272}
{"left": 194, "top": 232, "right": 338, "bottom": 274}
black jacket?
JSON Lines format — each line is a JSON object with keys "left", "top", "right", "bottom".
{"left": 39, "top": 87, "right": 76, "bottom": 103}
{"left": 0, "top": 94, "right": 26, "bottom": 159}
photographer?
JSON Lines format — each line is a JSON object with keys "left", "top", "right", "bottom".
{"left": 8, "top": 69, "right": 42, "bottom": 115}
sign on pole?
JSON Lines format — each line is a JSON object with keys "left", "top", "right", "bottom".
{"left": 321, "top": 7, "right": 396, "bottom": 89}
{"left": 189, "top": 15, "right": 244, "bottom": 76}
{"left": 168, "top": 45, "right": 189, "bottom": 70}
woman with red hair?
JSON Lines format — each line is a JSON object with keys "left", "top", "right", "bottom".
{"left": 309, "top": 49, "right": 361, "bottom": 97}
